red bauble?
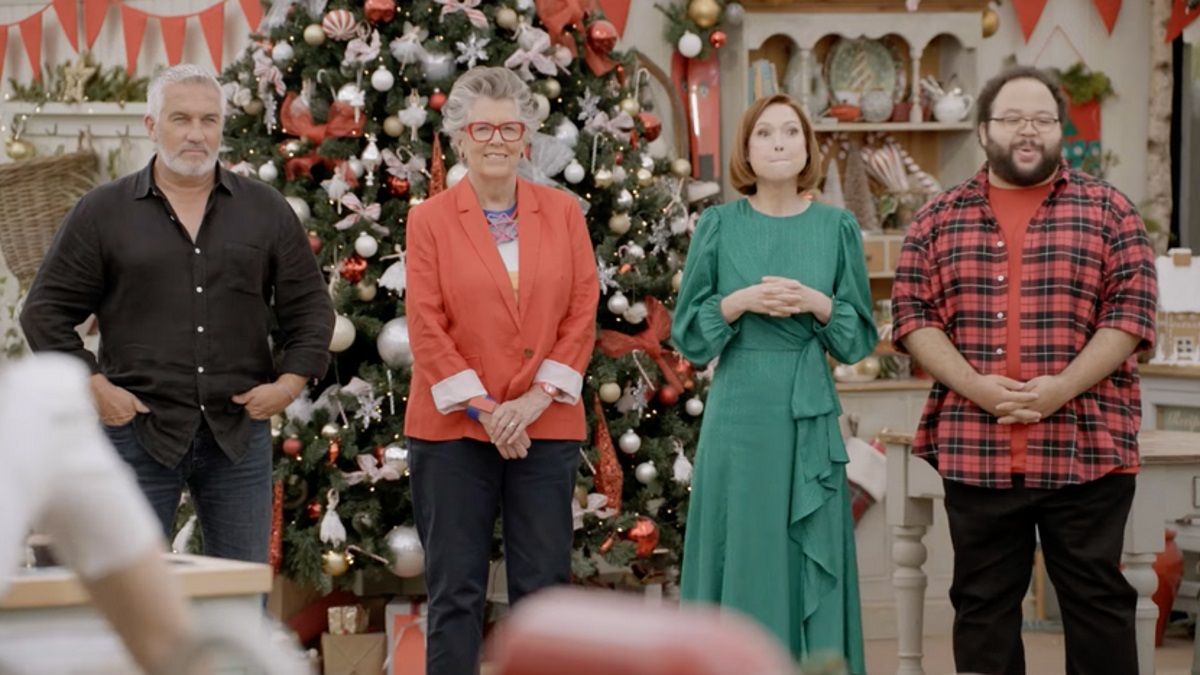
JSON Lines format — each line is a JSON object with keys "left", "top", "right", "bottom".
{"left": 626, "top": 516, "right": 660, "bottom": 557}
{"left": 637, "top": 112, "right": 662, "bottom": 142}
{"left": 328, "top": 440, "right": 340, "bottom": 465}
{"left": 387, "top": 175, "right": 410, "bottom": 197}
{"left": 657, "top": 385, "right": 680, "bottom": 406}
{"left": 282, "top": 437, "right": 303, "bottom": 457}
{"left": 308, "top": 232, "right": 322, "bottom": 255}
{"left": 363, "top": 0, "right": 395, "bottom": 23}
{"left": 340, "top": 255, "right": 368, "bottom": 283}
{"left": 374, "top": 445, "right": 385, "bottom": 464}
{"left": 429, "top": 89, "right": 447, "bottom": 111}
{"left": 586, "top": 20, "right": 618, "bottom": 56}
{"left": 307, "top": 499, "right": 322, "bottom": 520}
{"left": 709, "top": 30, "right": 727, "bottom": 49}
{"left": 615, "top": 64, "right": 627, "bottom": 86}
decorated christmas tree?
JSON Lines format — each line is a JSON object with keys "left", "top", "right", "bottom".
{"left": 218, "top": 0, "right": 716, "bottom": 591}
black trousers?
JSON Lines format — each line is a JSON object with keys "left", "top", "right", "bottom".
{"left": 943, "top": 473, "right": 1137, "bottom": 675}
{"left": 409, "top": 437, "right": 581, "bottom": 675}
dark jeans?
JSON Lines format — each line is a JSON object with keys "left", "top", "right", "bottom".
{"left": 103, "top": 419, "right": 272, "bottom": 563}
{"left": 409, "top": 437, "right": 581, "bottom": 675}
{"left": 943, "top": 473, "right": 1137, "bottom": 675}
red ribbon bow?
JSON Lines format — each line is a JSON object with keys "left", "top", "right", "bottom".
{"left": 596, "top": 296, "right": 684, "bottom": 392}
{"left": 279, "top": 92, "right": 365, "bottom": 145}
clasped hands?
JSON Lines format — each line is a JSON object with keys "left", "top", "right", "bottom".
{"left": 477, "top": 387, "right": 553, "bottom": 460}
{"left": 729, "top": 276, "right": 833, "bottom": 322}
{"left": 968, "top": 374, "right": 1076, "bottom": 425}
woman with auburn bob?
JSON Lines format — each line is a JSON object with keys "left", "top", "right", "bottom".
{"left": 672, "top": 94, "right": 876, "bottom": 671}
{"left": 403, "top": 66, "right": 599, "bottom": 675}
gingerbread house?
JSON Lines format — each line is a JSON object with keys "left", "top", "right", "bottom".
{"left": 1153, "top": 248, "right": 1200, "bottom": 364}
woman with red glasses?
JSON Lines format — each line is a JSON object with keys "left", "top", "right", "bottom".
{"left": 403, "top": 66, "right": 599, "bottom": 675}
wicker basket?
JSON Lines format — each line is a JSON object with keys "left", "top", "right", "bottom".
{"left": 0, "top": 151, "right": 100, "bottom": 290}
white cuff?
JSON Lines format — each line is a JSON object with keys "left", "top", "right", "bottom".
{"left": 534, "top": 359, "right": 583, "bottom": 405}
{"left": 431, "top": 369, "right": 488, "bottom": 414}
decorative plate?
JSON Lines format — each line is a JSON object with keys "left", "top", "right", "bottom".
{"left": 825, "top": 38, "right": 897, "bottom": 102}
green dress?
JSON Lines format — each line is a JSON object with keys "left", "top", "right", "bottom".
{"left": 672, "top": 199, "right": 877, "bottom": 672}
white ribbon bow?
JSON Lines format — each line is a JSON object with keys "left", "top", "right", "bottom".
{"left": 343, "top": 453, "right": 404, "bottom": 486}
{"left": 435, "top": 0, "right": 488, "bottom": 29}
{"left": 572, "top": 493, "right": 618, "bottom": 530}
{"left": 503, "top": 29, "right": 558, "bottom": 81}
{"left": 226, "top": 161, "right": 256, "bottom": 177}
{"left": 335, "top": 193, "right": 382, "bottom": 231}
{"left": 382, "top": 149, "right": 427, "bottom": 182}
{"left": 586, "top": 110, "right": 636, "bottom": 139}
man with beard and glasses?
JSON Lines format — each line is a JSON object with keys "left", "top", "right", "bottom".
{"left": 21, "top": 64, "right": 333, "bottom": 563}
{"left": 891, "top": 66, "right": 1157, "bottom": 675}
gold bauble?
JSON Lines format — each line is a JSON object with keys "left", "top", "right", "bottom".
{"left": 383, "top": 115, "right": 404, "bottom": 138}
{"left": 691, "top": 0, "right": 715, "bottom": 28}
{"left": 495, "top": 7, "right": 519, "bottom": 30}
{"left": 688, "top": 0, "right": 722, "bottom": 29}
{"left": 598, "top": 382, "right": 622, "bottom": 403}
{"left": 243, "top": 99, "right": 265, "bottom": 116}
{"left": 636, "top": 168, "right": 654, "bottom": 187}
{"left": 542, "top": 78, "right": 562, "bottom": 99}
{"left": 619, "top": 97, "right": 640, "bottom": 116}
{"left": 672, "top": 270, "right": 684, "bottom": 292}
{"left": 356, "top": 281, "right": 378, "bottom": 302}
{"left": 321, "top": 422, "right": 341, "bottom": 439}
{"left": 981, "top": 7, "right": 1000, "bottom": 38}
{"left": 575, "top": 485, "right": 589, "bottom": 508}
{"left": 5, "top": 139, "right": 35, "bottom": 161}
{"left": 303, "top": 23, "right": 326, "bottom": 46}
{"left": 594, "top": 168, "right": 614, "bottom": 188}
{"left": 608, "top": 213, "right": 632, "bottom": 235}
{"left": 321, "top": 550, "right": 350, "bottom": 576}
{"left": 670, "top": 158, "right": 692, "bottom": 178}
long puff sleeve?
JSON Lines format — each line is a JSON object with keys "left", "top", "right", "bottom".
{"left": 813, "top": 211, "right": 879, "bottom": 364}
{"left": 671, "top": 208, "right": 738, "bottom": 366}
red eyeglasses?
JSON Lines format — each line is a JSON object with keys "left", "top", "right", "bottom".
{"left": 465, "top": 121, "right": 527, "bottom": 143}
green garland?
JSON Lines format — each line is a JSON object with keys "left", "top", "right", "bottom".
{"left": 1053, "top": 62, "right": 1114, "bottom": 105}
{"left": 7, "top": 54, "right": 149, "bottom": 105}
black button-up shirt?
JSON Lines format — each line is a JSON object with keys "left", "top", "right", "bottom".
{"left": 21, "top": 158, "right": 334, "bottom": 467}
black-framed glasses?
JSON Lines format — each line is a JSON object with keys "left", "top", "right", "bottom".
{"left": 465, "top": 121, "right": 526, "bottom": 143}
{"left": 988, "top": 115, "right": 1060, "bottom": 133}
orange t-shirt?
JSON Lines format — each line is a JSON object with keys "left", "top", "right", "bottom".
{"left": 989, "top": 183, "right": 1050, "bottom": 474}
{"left": 989, "top": 182, "right": 1137, "bottom": 476}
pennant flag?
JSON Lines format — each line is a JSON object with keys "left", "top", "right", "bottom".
{"left": 85, "top": 0, "right": 110, "bottom": 49}
{"left": 238, "top": 0, "right": 263, "bottom": 32}
{"left": 52, "top": 0, "right": 79, "bottom": 52}
{"left": 199, "top": 3, "right": 225, "bottom": 71}
{"left": 18, "top": 11, "right": 43, "bottom": 81}
{"left": 1165, "top": 0, "right": 1200, "bottom": 43}
{"left": 1092, "top": 0, "right": 1122, "bottom": 34}
{"left": 0, "top": 28, "right": 8, "bottom": 85}
{"left": 1012, "top": 0, "right": 1049, "bottom": 42}
{"left": 596, "top": 0, "right": 631, "bottom": 37}
{"left": 120, "top": 4, "right": 147, "bottom": 74}
{"left": 160, "top": 14, "right": 187, "bottom": 65}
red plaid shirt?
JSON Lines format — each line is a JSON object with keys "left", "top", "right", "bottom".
{"left": 892, "top": 163, "right": 1158, "bottom": 489}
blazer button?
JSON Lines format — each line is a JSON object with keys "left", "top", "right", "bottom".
{"left": 523, "top": 348, "right": 534, "bottom": 358}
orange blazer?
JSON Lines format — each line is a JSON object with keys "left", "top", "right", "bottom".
{"left": 404, "top": 177, "right": 599, "bottom": 442}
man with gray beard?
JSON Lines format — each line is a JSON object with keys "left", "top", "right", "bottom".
{"left": 892, "top": 66, "right": 1157, "bottom": 675}
{"left": 21, "top": 64, "right": 333, "bottom": 562}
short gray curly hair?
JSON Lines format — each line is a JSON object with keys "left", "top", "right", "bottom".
{"left": 441, "top": 67, "right": 540, "bottom": 142}
{"left": 147, "top": 64, "right": 223, "bottom": 123}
